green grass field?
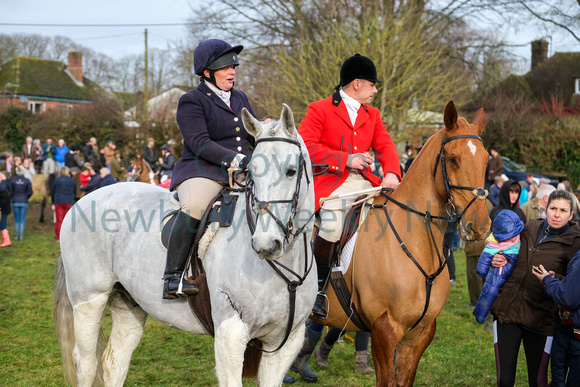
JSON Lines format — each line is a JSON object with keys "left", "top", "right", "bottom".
{"left": 0, "top": 195, "right": 531, "bottom": 386}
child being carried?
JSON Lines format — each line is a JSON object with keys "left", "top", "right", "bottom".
{"left": 473, "top": 209, "right": 524, "bottom": 324}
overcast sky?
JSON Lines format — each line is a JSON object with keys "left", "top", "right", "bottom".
{"left": 1, "top": 0, "right": 579, "bottom": 74}
{"left": 0, "top": 0, "right": 196, "bottom": 59}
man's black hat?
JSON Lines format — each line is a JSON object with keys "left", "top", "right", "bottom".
{"left": 339, "top": 54, "right": 381, "bottom": 87}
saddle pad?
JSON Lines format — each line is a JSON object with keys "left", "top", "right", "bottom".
{"left": 334, "top": 199, "right": 373, "bottom": 274}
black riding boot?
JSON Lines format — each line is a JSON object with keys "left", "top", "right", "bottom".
{"left": 163, "top": 211, "right": 200, "bottom": 299}
{"left": 311, "top": 236, "right": 338, "bottom": 319}
{"left": 290, "top": 324, "right": 322, "bottom": 381}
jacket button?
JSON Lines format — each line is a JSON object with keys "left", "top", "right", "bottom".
{"left": 354, "top": 132, "right": 357, "bottom": 135}
{"left": 235, "top": 127, "right": 240, "bottom": 131}
{"left": 354, "top": 146, "right": 358, "bottom": 150}
{"left": 234, "top": 117, "right": 239, "bottom": 122}
{"left": 237, "top": 146, "right": 242, "bottom": 151}
{"left": 236, "top": 137, "right": 241, "bottom": 141}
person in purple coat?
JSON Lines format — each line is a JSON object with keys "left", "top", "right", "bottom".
{"left": 162, "top": 39, "right": 258, "bottom": 300}
{"left": 533, "top": 250, "right": 580, "bottom": 386}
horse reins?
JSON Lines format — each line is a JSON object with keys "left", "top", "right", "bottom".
{"left": 244, "top": 136, "right": 315, "bottom": 353}
{"left": 373, "top": 133, "right": 487, "bottom": 330}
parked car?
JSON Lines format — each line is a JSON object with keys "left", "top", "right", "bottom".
{"left": 501, "top": 157, "right": 559, "bottom": 186}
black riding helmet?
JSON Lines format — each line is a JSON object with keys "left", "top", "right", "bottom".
{"left": 337, "top": 53, "right": 382, "bottom": 89}
{"left": 194, "top": 39, "right": 243, "bottom": 88}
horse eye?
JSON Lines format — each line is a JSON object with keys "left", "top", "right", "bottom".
{"left": 286, "top": 168, "right": 297, "bottom": 177}
{"left": 449, "top": 156, "right": 458, "bottom": 166}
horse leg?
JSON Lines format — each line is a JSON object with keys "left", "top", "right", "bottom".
{"left": 102, "top": 291, "right": 148, "bottom": 386}
{"left": 258, "top": 324, "right": 306, "bottom": 387}
{"left": 371, "top": 311, "right": 403, "bottom": 387}
{"left": 214, "top": 315, "right": 250, "bottom": 387}
{"left": 394, "top": 319, "right": 437, "bottom": 387}
{"left": 72, "top": 293, "right": 109, "bottom": 387}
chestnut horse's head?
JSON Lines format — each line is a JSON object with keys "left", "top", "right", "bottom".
{"left": 438, "top": 101, "right": 490, "bottom": 240}
{"left": 132, "top": 155, "right": 143, "bottom": 169}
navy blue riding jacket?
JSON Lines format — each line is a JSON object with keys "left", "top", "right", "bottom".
{"left": 170, "top": 81, "right": 256, "bottom": 190}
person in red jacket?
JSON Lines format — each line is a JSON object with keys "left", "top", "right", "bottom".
{"left": 298, "top": 54, "right": 401, "bottom": 319}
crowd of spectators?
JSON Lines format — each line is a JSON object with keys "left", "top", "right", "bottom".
{"left": 0, "top": 136, "right": 175, "bottom": 244}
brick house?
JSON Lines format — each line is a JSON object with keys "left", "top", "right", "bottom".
{"left": 499, "top": 40, "right": 580, "bottom": 108}
{"left": 0, "top": 51, "right": 104, "bottom": 114}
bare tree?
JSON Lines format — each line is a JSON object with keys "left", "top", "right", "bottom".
{"left": 466, "top": 0, "right": 580, "bottom": 42}
{"left": 0, "top": 34, "right": 18, "bottom": 64}
{"left": 13, "top": 33, "right": 50, "bottom": 58}
{"left": 197, "top": 0, "right": 490, "bottom": 143}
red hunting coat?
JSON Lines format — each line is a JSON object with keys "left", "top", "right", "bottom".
{"left": 298, "top": 91, "right": 401, "bottom": 211}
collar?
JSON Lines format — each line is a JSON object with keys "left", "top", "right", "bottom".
{"left": 340, "top": 89, "right": 361, "bottom": 111}
{"left": 204, "top": 81, "right": 231, "bottom": 107}
{"left": 339, "top": 89, "right": 361, "bottom": 127}
{"left": 536, "top": 219, "right": 571, "bottom": 246}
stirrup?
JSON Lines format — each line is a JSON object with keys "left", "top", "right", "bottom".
{"left": 177, "top": 271, "right": 199, "bottom": 297}
{"left": 311, "top": 292, "right": 328, "bottom": 319}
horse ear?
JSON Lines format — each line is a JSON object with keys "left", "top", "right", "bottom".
{"left": 444, "top": 101, "right": 458, "bottom": 132}
{"left": 280, "top": 103, "right": 296, "bottom": 138}
{"left": 472, "top": 108, "right": 486, "bottom": 135}
{"left": 241, "top": 108, "right": 262, "bottom": 138}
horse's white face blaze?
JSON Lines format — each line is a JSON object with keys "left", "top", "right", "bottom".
{"left": 467, "top": 140, "right": 477, "bottom": 156}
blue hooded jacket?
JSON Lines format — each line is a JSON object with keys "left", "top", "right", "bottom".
{"left": 543, "top": 250, "right": 580, "bottom": 328}
{"left": 473, "top": 209, "right": 525, "bottom": 323}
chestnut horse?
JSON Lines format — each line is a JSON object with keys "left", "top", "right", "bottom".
{"left": 318, "top": 101, "right": 490, "bottom": 386}
{"left": 130, "top": 155, "right": 157, "bottom": 184}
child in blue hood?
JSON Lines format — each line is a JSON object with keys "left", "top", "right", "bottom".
{"left": 473, "top": 209, "right": 525, "bottom": 324}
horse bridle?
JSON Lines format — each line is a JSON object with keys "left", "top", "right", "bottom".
{"left": 435, "top": 134, "right": 488, "bottom": 222}
{"left": 245, "top": 137, "right": 312, "bottom": 242}
{"left": 244, "top": 136, "right": 315, "bottom": 353}
{"left": 373, "top": 133, "right": 487, "bottom": 331}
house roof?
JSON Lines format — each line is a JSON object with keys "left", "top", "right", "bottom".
{"left": 524, "top": 52, "right": 580, "bottom": 103}
{"left": 0, "top": 56, "right": 100, "bottom": 102}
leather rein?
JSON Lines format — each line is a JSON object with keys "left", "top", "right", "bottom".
{"left": 244, "top": 136, "right": 315, "bottom": 353}
{"left": 371, "top": 133, "right": 487, "bottom": 330}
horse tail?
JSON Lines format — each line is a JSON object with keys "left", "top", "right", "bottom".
{"left": 54, "top": 254, "right": 107, "bottom": 386}
{"left": 241, "top": 341, "right": 262, "bottom": 378}
{"left": 54, "top": 254, "right": 77, "bottom": 386}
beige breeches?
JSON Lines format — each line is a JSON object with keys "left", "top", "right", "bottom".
{"left": 176, "top": 178, "right": 224, "bottom": 220}
{"left": 317, "top": 172, "right": 373, "bottom": 243}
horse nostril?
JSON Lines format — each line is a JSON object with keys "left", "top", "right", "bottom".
{"left": 466, "top": 222, "right": 473, "bottom": 232}
{"left": 270, "top": 239, "right": 282, "bottom": 255}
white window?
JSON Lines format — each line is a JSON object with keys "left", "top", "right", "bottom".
{"left": 575, "top": 78, "right": 580, "bottom": 95}
{"left": 57, "top": 104, "right": 74, "bottom": 115}
{"left": 28, "top": 102, "right": 45, "bottom": 114}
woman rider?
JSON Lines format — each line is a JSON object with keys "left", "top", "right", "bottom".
{"left": 163, "top": 39, "right": 257, "bottom": 299}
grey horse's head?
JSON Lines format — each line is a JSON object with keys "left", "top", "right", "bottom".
{"left": 241, "top": 104, "right": 309, "bottom": 260}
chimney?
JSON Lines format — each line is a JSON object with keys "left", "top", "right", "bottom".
{"left": 531, "top": 40, "right": 548, "bottom": 70}
{"left": 67, "top": 51, "right": 83, "bottom": 84}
